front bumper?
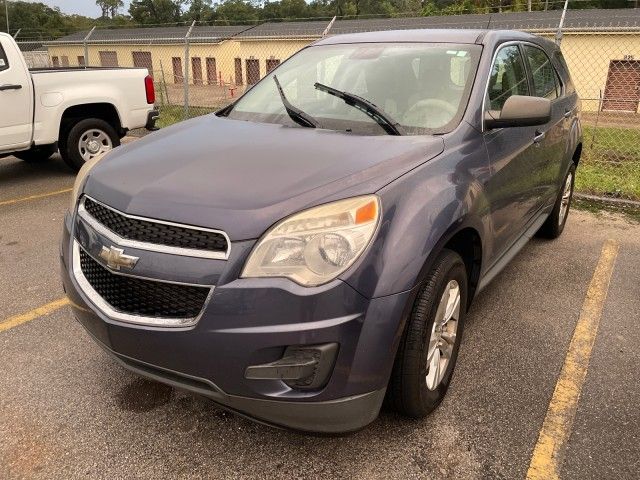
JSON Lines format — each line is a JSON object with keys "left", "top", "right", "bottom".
{"left": 61, "top": 212, "right": 411, "bottom": 433}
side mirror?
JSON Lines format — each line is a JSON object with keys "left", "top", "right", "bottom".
{"left": 484, "top": 95, "right": 551, "bottom": 129}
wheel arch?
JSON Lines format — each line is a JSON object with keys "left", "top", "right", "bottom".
{"left": 59, "top": 103, "right": 124, "bottom": 144}
{"left": 412, "top": 221, "right": 484, "bottom": 312}
{"left": 572, "top": 142, "right": 582, "bottom": 167}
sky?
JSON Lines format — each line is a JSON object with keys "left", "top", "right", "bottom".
{"left": 19, "top": 0, "right": 133, "bottom": 18}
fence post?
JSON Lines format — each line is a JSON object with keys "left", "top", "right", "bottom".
{"left": 184, "top": 21, "right": 196, "bottom": 120}
{"left": 12, "top": 28, "right": 20, "bottom": 39}
{"left": 83, "top": 26, "right": 96, "bottom": 67}
{"left": 555, "top": 0, "right": 569, "bottom": 45}
{"left": 322, "top": 16, "right": 336, "bottom": 37}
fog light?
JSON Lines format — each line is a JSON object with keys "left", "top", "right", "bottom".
{"left": 245, "top": 343, "right": 339, "bottom": 390}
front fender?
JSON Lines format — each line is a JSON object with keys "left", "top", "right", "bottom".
{"left": 340, "top": 127, "right": 493, "bottom": 300}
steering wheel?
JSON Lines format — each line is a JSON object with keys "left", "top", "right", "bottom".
{"left": 402, "top": 99, "right": 457, "bottom": 129}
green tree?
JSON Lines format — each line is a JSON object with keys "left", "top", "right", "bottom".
{"left": 213, "top": 0, "right": 259, "bottom": 24}
{"left": 96, "top": 0, "right": 125, "bottom": 19}
{"left": 128, "top": 0, "right": 185, "bottom": 24}
{"left": 262, "top": 0, "right": 309, "bottom": 20}
{"left": 183, "top": 0, "right": 214, "bottom": 21}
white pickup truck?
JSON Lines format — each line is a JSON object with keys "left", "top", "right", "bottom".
{"left": 0, "top": 32, "right": 158, "bottom": 170}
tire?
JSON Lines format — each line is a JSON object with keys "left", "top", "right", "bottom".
{"left": 14, "top": 145, "right": 57, "bottom": 163}
{"left": 387, "top": 249, "right": 468, "bottom": 417}
{"left": 537, "top": 164, "right": 576, "bottom": 239}
{"left": 60, "top": 118, "right": 120, "bottom": 171}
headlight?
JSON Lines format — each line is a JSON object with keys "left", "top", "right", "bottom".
{"left": 69, "top": 153, "right": 109, "bottom": 211}
{"left": 242, "top": 195, "right": 380, "bottom": 286}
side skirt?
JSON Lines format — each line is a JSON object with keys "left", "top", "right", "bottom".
{"left": 477, "top": 209, "right": 550, "bottom": 293}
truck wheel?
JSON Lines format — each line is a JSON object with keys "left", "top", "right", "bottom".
{"left": 387, "top": 249, "right": 468, "bottom": 417}
{"left": 537, "top": 164, "right": 576, "bottom": 239}
{"left": 61, "top": 118, "right": 120, "bottom": 171}
{"left": 14, "top": 145, "right": 57, "bottom": 163}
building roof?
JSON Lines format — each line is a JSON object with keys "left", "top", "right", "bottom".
{"left": 43, "top": 8, "right": 640, "bottom": 45}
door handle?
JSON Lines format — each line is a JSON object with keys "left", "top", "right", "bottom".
{"left": 563, "top": 109, "right": 572, "bottom": 118}
{"left": 0, "top": 84, "right": 22, "bottom": 91}
{"left": 533, "top": 131, "right": 546, "bottom": 143}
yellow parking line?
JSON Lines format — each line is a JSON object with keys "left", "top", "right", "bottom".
{"left": 0, "top": 298, "right": 70, "bottom": 333}
{"left": 0, "top": 188, "right": 72, "bottom": 207}
{"left": 526, "top": 239, "right": 619, "bottom": 480}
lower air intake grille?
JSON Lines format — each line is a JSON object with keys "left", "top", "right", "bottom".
{"left": 79, "top": 248, "right": 210, "bottom": 319}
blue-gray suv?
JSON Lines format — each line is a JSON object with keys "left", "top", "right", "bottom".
{"left": 61, "top": 29, "right": 581, "bottom": 433}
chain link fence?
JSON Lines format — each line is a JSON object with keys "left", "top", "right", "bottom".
{"left": 14, "top": 8, "right": 640, "bottom": 200}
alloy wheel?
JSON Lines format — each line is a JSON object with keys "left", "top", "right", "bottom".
{"left": 426, "top": 280, "right": 461, "bottom": 391}
{"left": 559, "top": 171, "right": 573, "bottom": 226}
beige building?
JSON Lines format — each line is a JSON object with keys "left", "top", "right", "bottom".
{"left": 43, "top": 9, "right": 640, "bottom": 113}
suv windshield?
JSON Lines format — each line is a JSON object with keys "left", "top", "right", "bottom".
{"left": 226, "top": 43, "right": 482, "bottom": 135}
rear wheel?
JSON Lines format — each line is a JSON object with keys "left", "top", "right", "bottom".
{"left": 14, "top": 145, "right": 57, "bottom": 163}
{"left": 387, "top": 249, "right": 468, "bottom": 417}
{"left": 538, "top": 164, "right": 575, "bottom": 239}
{"left": 60, "top": 118, "right": 119, "bottom": 171}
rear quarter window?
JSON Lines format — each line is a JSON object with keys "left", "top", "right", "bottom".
{"left": 0, "top": 44, "right": 9, "bottom": 72}
{"left": 553, "top": 50, "right": 575, "bottom": 95}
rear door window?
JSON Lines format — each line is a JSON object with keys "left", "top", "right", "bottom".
{"left": 487, "top": 45, "right": 529, "bottom": 111}
{"left": 524, "top": 45, "right": 560, "bottom": 100}
{"left": 0, "top": 44, "right": 9, "bottom": 72}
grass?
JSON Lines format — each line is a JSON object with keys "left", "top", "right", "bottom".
{"left": 156, "top": 105, "right": 217, "bottom": 129}
{"left": 577, "top": 125, "right": 640, "bottom": 200}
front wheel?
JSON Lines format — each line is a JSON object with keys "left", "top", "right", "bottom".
{"left": 387, "top": 249, "right": 468, "bottom": 417}
{"left": 537, "top": 164, "right": 575, "bottom": 239}
{"left": 60, "top": 118, "right": 120, "bottom": 171}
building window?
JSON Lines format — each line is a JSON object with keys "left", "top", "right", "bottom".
{"left": 602, "top": 59, "right": 640, "bottom": 112}
{"left": 245, "top": 58, "right": 260, "bottom": 85}
{"left": 51, "top": 56, "right": 60, "bottom": 67}
{"left": 132, "top": 51, "right": 154, "bottom": 77}
{"left": 172, "top": 57, "right": 183, "bottom": 84}
{"left": 99, "top": 51, "right": 118, "bottom": 67}
{"left": 206, "top": 57, "right": 217, "bottom": 85}
{"left": 77, "top": 55, "right": 85, "bottom": 66}
{"left": 234, "top": 58, "right": 242, "bottom": 86}
{"left": 61, "top": 56, "right": 69, "bottom": 67}
{"left": 266, "top": 58, "right": 280, "bottom": 73}
{"left": 191, "top": 57, "right": 203, "bottom": 85}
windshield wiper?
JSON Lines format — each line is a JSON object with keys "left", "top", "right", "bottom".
{"left": 273, "top": 75, "right": 318, "bottom": 129}
{"left": 314, "top": 82, "right": 402, "bottom": 136}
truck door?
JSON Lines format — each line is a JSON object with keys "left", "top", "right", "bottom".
{"left": 522, "top": 44, "right": 566, "bottom": 207}
{"left": 483, "top": 44, "right": 540, "bottom": 258}
{"left": 0, "top": 37, "right": 33, "bottom": 152}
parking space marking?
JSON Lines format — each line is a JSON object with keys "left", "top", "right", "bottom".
{"left": 526, "top": 239, "right": 619, "bottom": 480}
{"left": 0, "top": 298, "right": 70, "bottom": 333}
{"left": 0, "top": 188, "right": 72, "bottom": 207}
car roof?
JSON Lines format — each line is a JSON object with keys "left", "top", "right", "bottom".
{"left": 313, "top": 28, "right": 550, "bottom": 48}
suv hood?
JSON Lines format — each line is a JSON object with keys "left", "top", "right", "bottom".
{"left": 84, "top": 115, "right": 443, "bottom": 240}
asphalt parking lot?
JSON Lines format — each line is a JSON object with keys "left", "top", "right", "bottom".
{"left": 1, "top": 149, "right": 639, "bottom": 479}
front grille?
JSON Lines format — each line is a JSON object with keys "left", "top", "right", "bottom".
{"left": 83, "top": 197, "right": 228, "bottom": 253}
{"left": 79, "top": 248, "right": 210, "bottom": 319}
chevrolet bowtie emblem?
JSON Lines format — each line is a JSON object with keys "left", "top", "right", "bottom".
{"left": 99, "top": 246, "right": 139, "bottom": 271}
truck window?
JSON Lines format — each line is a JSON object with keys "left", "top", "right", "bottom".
{"left": 523, "top": 45, "right": 559, "bottom": 100}
{"left": 487, "top": 45, "right": 529, "bottom": 111}
{"left": 0, "top": 44, "right": 8, "bottom": 72}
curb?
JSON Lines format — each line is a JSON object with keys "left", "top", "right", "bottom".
{"left": 574, "top": 193, "right": 640, "bottom": 208}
